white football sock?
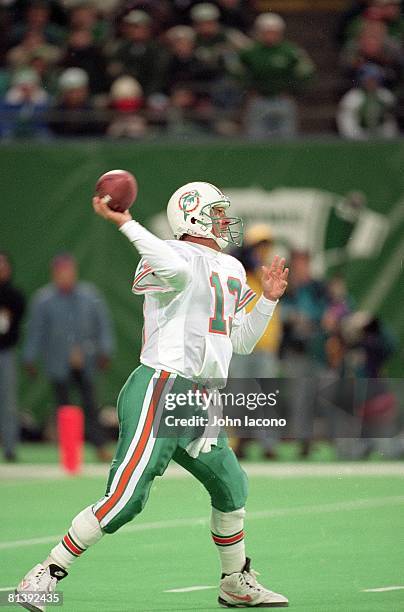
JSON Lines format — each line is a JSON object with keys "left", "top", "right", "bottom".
{"left": 211, "top": 507, "right": 246, "bottom": 575}
{"left": 44, "top": 506, "right": 103, "bottom": 570}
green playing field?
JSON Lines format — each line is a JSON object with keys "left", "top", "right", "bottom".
{"left": 1, "top": 460, "right": 404, "bottom": 612}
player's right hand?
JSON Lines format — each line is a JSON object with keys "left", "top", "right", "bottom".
{"left": 92, "top": 196, "right": 133, "bottom": 227}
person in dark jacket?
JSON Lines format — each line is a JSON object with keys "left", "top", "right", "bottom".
{"left": 108, "top": 10, "right": 168, "bottom": 97}
{"left": 23, "top": 253, "right": 114, "bottom": 461}
{"left": 60, "top": 29, "right": 109, "bottom": 95}
{"left": 50, "top": 67, "right": 105, "bottom": 137}
{"left": 0, "top": 251, "right": 25, "bottom": 461}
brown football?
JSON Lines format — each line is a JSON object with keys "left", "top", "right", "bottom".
{"left": 95, "top": 169, "right": 138, "bottom": 212}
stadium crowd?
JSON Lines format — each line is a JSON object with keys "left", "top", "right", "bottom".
{"left": 0, "top": 0, "right": 402, "bottom": 139}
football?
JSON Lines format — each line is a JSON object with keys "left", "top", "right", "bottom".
{"left": 95, "top": 169, "right": 138, "bottom": 212}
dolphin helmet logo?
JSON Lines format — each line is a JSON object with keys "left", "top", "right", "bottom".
{"left": 178, "top": 190, "right": 200, "bottom": 220}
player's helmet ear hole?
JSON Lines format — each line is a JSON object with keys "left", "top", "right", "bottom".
{"left": 190, "top": 217, "right": 197, "bottom": 224}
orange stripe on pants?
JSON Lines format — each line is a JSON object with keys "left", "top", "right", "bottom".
{"left": 95, "top": 371, "right": 170, "bottom": 522}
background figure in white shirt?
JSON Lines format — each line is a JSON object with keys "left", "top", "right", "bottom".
{"left": 337, "top": 62, "right": 398, "bottom": 140}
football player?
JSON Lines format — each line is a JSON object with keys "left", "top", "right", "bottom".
{"left": 17, "top": 182, "right": 289, "bottom": 609}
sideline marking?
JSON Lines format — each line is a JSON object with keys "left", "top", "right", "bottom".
{"left": 164, "top": 586, "right": 215, "bottom": 593}
{"left": 362, "top": 586, "right": 404, "bottom": 593}
{"left": 2, "top": 462, "right": 404, "bottom": 481}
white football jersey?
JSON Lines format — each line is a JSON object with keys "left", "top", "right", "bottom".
{"left": 132, "top": 241, "right": 256, "bottom": 384}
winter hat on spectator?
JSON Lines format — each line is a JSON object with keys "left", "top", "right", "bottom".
{"left": 59, "top": 67, "right": 89, "bottom": 90}
{"left": 111, "top": 76, "right": 143, "bottom": 100}
{"left": 190, "top": 3, "right": 220, "bottom": 22}
{"left": 255, "top": 12, "right": 286, "bottom": 31}
{"left": 123, "top": 10, "right": 151, "bottom": 26}
{"left": 110, "top": 75, "right": 143, "bottom": 112}
{"left": 12, "top": 68, "right": 40, "bottom": 87}
{"left": 166, "top": 25, "right": 195, "bottom": 42}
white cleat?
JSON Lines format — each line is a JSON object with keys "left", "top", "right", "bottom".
{"left": 219, "top": 558, "right": 288, "bottom": 608}
{"left": 15, "top": 563, "right": 67, "bottom": 612}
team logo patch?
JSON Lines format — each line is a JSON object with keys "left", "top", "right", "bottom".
{"left": 178, "top": 190, "right": 200, "bottom": 220}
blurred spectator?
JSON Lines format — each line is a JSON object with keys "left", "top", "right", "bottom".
{"left": 10, "top": 0, "right": 65, "bottom": 47}
{"left": 0, "top": 252, "right": 25, "bottom": 462}
{"left": 7, "top": 0, "right": 67, "bottom": 28}
{"left": 29, "top": 45, "right": 60, "bottom": 92}
{"left": 323, "top": 274, "right": 355, "bottom": 371}
{"left": 23, "top": 253, "right": 114, "bottom": 461}
{"left": 117, "top": 1, "right": 172, "bottom": 33}
{"left": 6, "top": 30, "right": 60, "bottom": 70}
{"left": 240, "top": 13, "right": 315, "bottom": 139}
{"left": 0, "top": 68, "right": 50, "bottom": 139}
{"left": 60, "top": 28, "right": 109, "bottom": 94}
{"left": 166, "top": 84, "right": 212, "bottom": 136}
{"left": 216, "top": 0, "right": 254, "bottom": 31}
{"left": 377, "top": 0, "right": 404, "bottom": 40}
{"left": 50, "top": 67, "right": 105, "bottom": 136}
{"left": 344, "top": 0, "right": 404, "bottom": 42}
{"left": 337, "top": 63, "right": 398, "bottom": 139}
{"left": 165, "top": 25, "right": 206, "bottom": 94}
{"left": 361, "top": 316, "right": 397, "bottom": 377}
{"left": 190, "top": 2, "right": 249, "bottom": 110}
{"left": 340, "top": 19, "right": 403, "bottom": 89}
{"left": 107, "top": 9, "right": 168, "bottom": 97}
{"left": 169, "top": 0, "right": 205, "bottom": 24}
{"left": 69, "top": 2, "right": 108, "bottom": 43}
{"left": 280, "top": 251, "right": 330, "bottom": 456}
{"left": 337, "top": 0, "right": 370, "bottom": 45}
{"left": 230, "top": 223, "right": 283, "bottom": 459}
{"left": 107, "top": 74, "right": 147, "bottom": 138}
{"left": 338, "top": 311, "right": 398, "bottom": 457}
{"left": 342, "top": 312, "right": 397, "bottom": 377}
{"left": 191, "top": 1, "right": 249, "bottom": 51}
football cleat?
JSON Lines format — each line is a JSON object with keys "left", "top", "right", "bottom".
{"left": 218, "top": 558, "right": 288, "bottom": 608}
{"left": 16, "top": 563, "right": 67, "bottom": 612}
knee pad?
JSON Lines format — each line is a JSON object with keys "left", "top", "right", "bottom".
{"left": 210, "top": 464, "right": 248, "bottom": 513}
{"left": 71, "top": 506, "right": 104, "bottom": 548}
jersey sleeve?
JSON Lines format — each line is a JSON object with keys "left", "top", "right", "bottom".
{"left": 231, "top": 295, "right": 278, "bottom": 355}
{"left": 235, "top": 283, "right": 256, "bottom": 314}
{"left": 132, "top": 258, "right": 175, "bottom": 295}
{"left": 229, "top": 264, "right": 277, "bottom": 355}
{"left": 120, "top": 220, "right": 191, "bottom": 293}
{"left": 232, "top": 263, "right": 257, "bottom": 314}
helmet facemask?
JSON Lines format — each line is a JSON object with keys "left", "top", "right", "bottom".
{"left": 197, "top": 201, "right": 244, "bottom": 248}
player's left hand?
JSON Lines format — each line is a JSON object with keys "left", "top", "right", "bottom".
{"left": 92, "top": 196, "right": 132, "bottom": 227}
{"left": 261, "top": 256, "right": 289, "bottom": 301}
